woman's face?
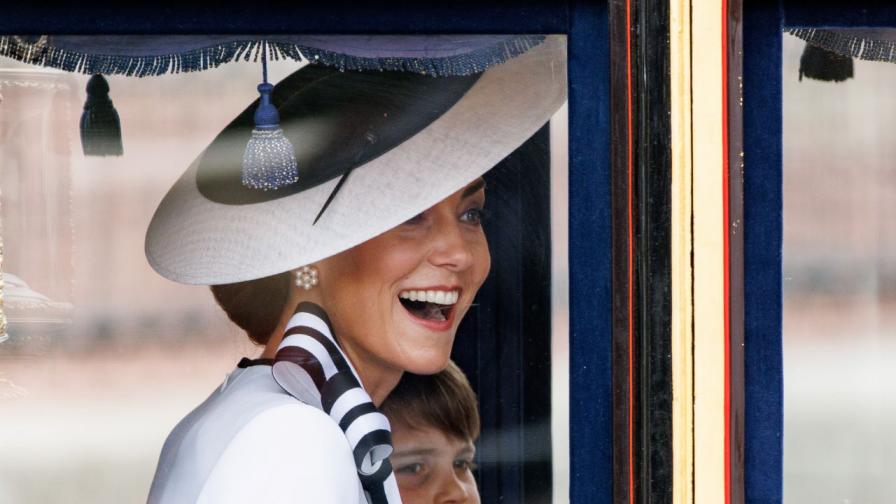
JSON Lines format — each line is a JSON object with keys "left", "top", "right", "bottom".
{"left": 315, "top": 178, "right": 490, "bottom": 379}
{"left": 390, "top": 425, "right": 480, "bottom": 504}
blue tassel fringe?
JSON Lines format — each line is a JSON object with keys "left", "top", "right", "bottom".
{"left": 0, "top": 35, "right": 546, "bottom": 78}
{"left": 789, "top": 29, "right": 896, "bottom": 65}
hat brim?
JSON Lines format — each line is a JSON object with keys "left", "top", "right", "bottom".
{"left": 145, "top": 35, "right": 567, "bottom": 285}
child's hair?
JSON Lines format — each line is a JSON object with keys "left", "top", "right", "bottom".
{"left": 380, "top": 360, "right": 480, "bottom": 442}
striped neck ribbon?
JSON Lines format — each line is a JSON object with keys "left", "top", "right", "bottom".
{"left": 272, "top": 302, "right": 402, "bottom": 504}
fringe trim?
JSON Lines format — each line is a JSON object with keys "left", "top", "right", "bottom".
{"left": 0, "top": 35, "right": 546, "bottom": 77}
{"left": 789, "top": 28, "right": 896, "bottom": 64}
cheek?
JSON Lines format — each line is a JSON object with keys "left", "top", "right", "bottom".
{"left": 321, "top": 240, "right": 427, "bottom": 340}
{"left": 326, "top": 241, "right": 420, "bottom": 300}
{"left": 468, "top": 481, "right": 482, "bottom": 504}
{"left": 470, "top": 236, "right": 491, "bottom": 287}
{"left": 379, "top": 249, "right": 426, "bottom": 283}
{"left": 397, "top": 487, "right": 424, "bottom": 504}
{"left": 395, "top": 475, "right": 433, "bottom": 504}
{"left": 478, "top": 243, "right": 491, "bottom": 282}
{"left": 358, "top": 235, "right": 428, "bottom": 285}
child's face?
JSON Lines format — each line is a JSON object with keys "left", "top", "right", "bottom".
{"left": 390, "top": 424, "right": 480, "bottom": 504}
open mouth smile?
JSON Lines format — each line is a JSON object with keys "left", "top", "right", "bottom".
{"left": 397, "top": 288, "right": 460, "bottom": 324}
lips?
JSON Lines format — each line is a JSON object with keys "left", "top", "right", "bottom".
{"left": 398, "top": 288, "right": 460, "bottom": 324}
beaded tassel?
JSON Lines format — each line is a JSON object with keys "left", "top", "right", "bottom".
{"left": 242, "top": 42, "right": 299, "bottom": 190}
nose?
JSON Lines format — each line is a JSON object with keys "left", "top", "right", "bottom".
{"left": 427, "top": 215, "right": 475, "bottom": 272}
{"left": 435, "top": 472, "right": 472, "bottom": 503}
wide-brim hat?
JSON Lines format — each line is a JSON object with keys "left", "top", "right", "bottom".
{"left": 145, "top": 35, "right": 567, "bottom": 285}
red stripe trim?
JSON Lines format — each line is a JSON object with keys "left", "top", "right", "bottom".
{"left": 721, "top": 1, "right": 732, "bottom": 503}
{"left": 625, "top": 0, "right": 635, "bottom": 502}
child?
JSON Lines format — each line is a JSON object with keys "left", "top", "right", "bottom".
{"left": 380, "top": 361, "right": 481, "bottom": 504}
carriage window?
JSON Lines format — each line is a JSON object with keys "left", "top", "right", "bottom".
{"left": 0, "top": 36, "right": 570, "bottom": 503}
{"left": 784, "top": 30, "right": 896, "bottom": 502}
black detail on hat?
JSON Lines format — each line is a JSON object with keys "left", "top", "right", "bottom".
{"left": 196, "top": 64, "right": 481, "bottom": 207}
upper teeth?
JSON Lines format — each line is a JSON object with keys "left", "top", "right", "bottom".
{"left": 399, "top": 290, "right": 459, "bottom": 305}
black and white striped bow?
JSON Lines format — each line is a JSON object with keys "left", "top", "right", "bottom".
{"left": 272, "top": 302, "right": 402, "bottom": 504}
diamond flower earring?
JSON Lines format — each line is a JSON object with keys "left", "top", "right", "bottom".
{"left": 295, "top": 265, "right": 319, "bottom": 290}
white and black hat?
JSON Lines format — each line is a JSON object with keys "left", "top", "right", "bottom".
{"left": 145, "top": 35, "right": 567, "bottom": 285}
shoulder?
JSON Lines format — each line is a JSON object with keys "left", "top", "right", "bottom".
{"left": 150, "top": 367, "right": 361, "bottom": 504}
{"left": 197, "top": 402, "right": 361, "bottom": 504}
{"left": 227, "top": 400, "right": 350, "bottom": 452}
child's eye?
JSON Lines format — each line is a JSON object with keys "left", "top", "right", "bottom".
{"left": 460, "top": 207, "right": 488, "bottom": 225}
{"left": 453, "top": 459, "right": 478, "bottom": 472}
{"left": 397, "top": 462, "right": 425, "bottom": 475}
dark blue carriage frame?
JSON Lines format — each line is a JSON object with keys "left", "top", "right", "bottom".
{"left": 0, "top": 3, "right": 613, "bottom": 503}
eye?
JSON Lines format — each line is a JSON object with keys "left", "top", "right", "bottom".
{"left": 395, "top": 460, "right": 430, "bottom": 489}
{"left": 459, "top": 206, "right": 488, "bottom": 225}
{"left": 453, "top": 458, "right": 478, "bottom": 472}
{"left": 397, "top": 462, "right": 426, "bottom": 475}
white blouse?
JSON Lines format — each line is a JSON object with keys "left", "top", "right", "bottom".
{"left": 148, "top": 363, "right": 366, "bottom": 503}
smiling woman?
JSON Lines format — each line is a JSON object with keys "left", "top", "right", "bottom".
{"left": 142, "top": 36, "right": 566, "bottom": 504}
{"left": 298, "top": 178, "right": 490, "bottom": 385}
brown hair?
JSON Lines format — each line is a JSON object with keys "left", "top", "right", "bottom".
{"left": 210, "top": 271, "right": 292, "bottom": 345}
{"left": 380, "top": 360, "right": 480, "bottom": 442}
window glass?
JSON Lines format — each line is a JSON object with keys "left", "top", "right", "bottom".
{"left": 784, "top": 30, "right": 896, "bottom": 502}
{"left": 0, "top": 36, "right": 569, "bottom": 503}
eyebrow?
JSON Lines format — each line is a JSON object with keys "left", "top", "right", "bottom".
{"left": 455, "top": 446, "right": 475, "bottom": 458}
{"left": 461, "top": 178, "right": 486, "bottom": 199}
{"left": 392, "top": 448, "right": 438, "bottom": 458}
